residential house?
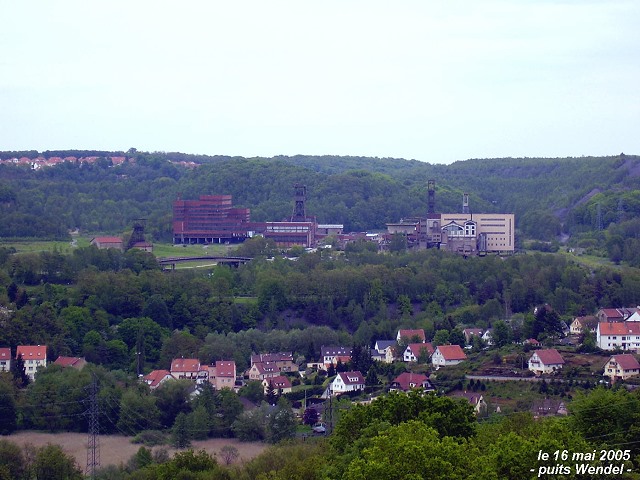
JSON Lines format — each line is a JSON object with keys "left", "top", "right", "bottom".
{"left": 371, "top": 340, "right": 396, "bottom": 363}
{"left": 531, "top": 398, "right": 568, "bottom": 418}
{"left": 451, "top": 391, "right": 488, "bottom": 416}
{"left": 170, "top": 358, "right": 204, "bottom": 382}
{"left": 250, "top": 352, "right": 298, "bottom": 373}
{"left": 570, "top": 315, "right": 598, "bottom": 335}
{"left": 211, "top": 361, "right": 236, "bottom": 390}
{"left": 396, "top": 329, "right": 426, "bottom": 344}
{"left": 603, "top": 354, "right": 640, "bottom": 382}
{"left": 596, "top": 307, "right": 637, "bottom": 323}
{"left": 263, "top": 375, "right": 292, "bottom": 395}
{"left": 627, "top": 309, "right": 640, "bottom": 322}
{"left": 403, "top": 343, "right": 434, "bottom": 363}
{"left": 53, "top": 356, "right": 87, "bottom": 369}
{"left": 389, "top": 372, "right": 434, "bottom": 393}
{"left": 321, "top": 346, "right": 352, "bottom": 370}
{"left": 528, "top": 348, "right": 565, "bottom": 375}
{"left": 16, "top": 345, "right": 47, "bottom": 381}
{"left": 482, "top": 329, "right": 493, "bottom": 346}
{"left": 247, "top": 362, "right": 279, "bottom": 381}
{"left": 431, "top": 345, "right": 467, "bottom": 369}
{"left": 597, "top": 321, "right": 640, "bottom": 351}
{"left": 143, "top": 370, "right": 175, "bottom": 390}
{"left": 462, "top": 328, "right": 483, "bottom": 345}
{"left": 90, "top": 236, "right": 124, "bottom": 250}
{"left": 523, "top": 338, "right": 541, "bottom": 347}
{"left": 330, "top": 370, "right": 365, "bottom": 396}
{"left": 0, "top": 347, "right": 11, "bottom": 372}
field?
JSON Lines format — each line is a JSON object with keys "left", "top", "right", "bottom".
{"left": 7, "top": 431, "right": 266, "bottom": 468}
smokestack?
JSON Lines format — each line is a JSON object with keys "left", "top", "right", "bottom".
{"left": 428, "top": 180, "right": 435, "bottom": 214}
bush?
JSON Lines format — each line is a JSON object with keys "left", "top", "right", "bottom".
{"left": 132, "top": 430, "right": 167, "bottom": 447}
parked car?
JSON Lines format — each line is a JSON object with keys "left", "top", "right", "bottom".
{"left": 312, "top": 422, "right": 327, "bottom": 434}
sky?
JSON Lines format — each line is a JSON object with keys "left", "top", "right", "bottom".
{"left": 1, "top": 1, "right": 638, "bottom": 164}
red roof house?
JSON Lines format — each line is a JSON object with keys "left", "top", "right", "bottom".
{"left": 53, "top": 356, "right": 87, "bottom": 369}
{"left": 390, "top": 372, "right": 434, "bottom": 392}
{"left": 397, "top": 329, "right": 426, "bottom": 343}
{"left": 143, "top": 370, "right": 175, "bottom": 389}
{"left": 528, "top": 348, "right": 565, "bottom": 374}
{"left": 432, "top": 345, "right": 467, "bottom": 369}
{"left": 0, "top": 347, "right": 11, "bottom": 373}
{"left": 16, "top": 345, "right": 47, "bottom": 381}
{"left": 604, "top": 354, "right": 640, "bottom": 382}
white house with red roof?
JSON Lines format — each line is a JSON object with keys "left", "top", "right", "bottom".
{"left": 90, "top": 236, "right": 124, "bottom": 250}
{"left": 389, "top": 372, "right": 434, "bottom": 393}
{"left": 16, "top": 345, "right": 47, "bottom": 381}
{"left": 262, "top": 375, "right": 292, "bottom": 395}
{"left": 570, "top": 315, "right": 598, "bottom": 335}
{"left": 597, "top": 321, "right": 640, "bottom": 351}
{"left": 403, "top": 343, "right": 435, "bottom": 363}
{"left": 143, "top": 370, "right": 175, "bottom": 390}
{"left": 170, "top": 358, "right": 202, "bottom": 381}
{"left": 330, "top": 371, "right": 365, "bottom": 396}
{"left": 431, "top": 345, "right": 467, "bottom": 369}
{"left": 0, "top": 347, "right": 11, "bottom": 372}
{"left": 603, "top": 354, "right": 640, "bottom": 382}
{"left": 396, "top": 329, "right": 426, "bottom": 343}
{"left": 528, "top": 348, "right": 565, "bottom": 375}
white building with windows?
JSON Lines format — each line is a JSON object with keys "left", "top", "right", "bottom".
{"left": 16, "top": 345, "right": 47, "bottom": 381}
{"left": 597, "top": 322, "right": 640, "bottom": 351}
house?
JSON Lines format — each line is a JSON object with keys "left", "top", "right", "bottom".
{"left": 570, "top": 315, "right": 598, "bottom": 335}
{"left": 53, "top": 356, "right": 87, "bottom": 369}
{"left": 0, "top": 347, "right": 11, "bottom": 372}
{"left": 431, "top": 345, "right": 467, "bottom": 369}
{"left": 396, "top": 329, "right": 426, "bottom": 344}
{"left": 263, "top": 375, "right": 292, "bottom": 395}
{"left": 531, "top": 398, "right": 568, "bottom": 418}
{"left": 143, "top": 370, "right": 175, "bottom": 390}
{"left": 211, "top": 361, "right": 236, "bottom": 390}
{"left": 523, "top": 338, "right": 540, "bottom": 347}
{"left": 247, "top": 362, "right": 280, "bottom": 381}
{"left": 451, "top": 391, "right": 488, "bottom": 416}
{"left": 597, "top": 321, "right": 640, "bottom": 351}
{"left": 372, "top": 340, "right": 396, "bottom": 363}
{"left": 482, "top": 329, "right": 493, "bottom": 346}
{"left": 250, "top": 352, "right": 298, "bottom": 372}
{"left": 170, "top": 358, "right": 202, "bottom": 381}
{"left": 462, "top": 328, "right": 483, "bottom": 344}
{"left": 389, "top": 372, "right": 434, "bottom": 393}
{"left": 603, "top": 354, "right": 640, "bottom": 382}
{"left": 627, "top": 309, "right": 640, "bottom": 322}
{"left": 90, "top": 236, "right": 124, "bottom": 250}
{"left": 330, "top": 370, "right": 365, "bottom": 396}
{"left": 403, "top": 343, "right": 435, "bottom": 363}
{"left": 528, "top": 348, "right": 565, "bottom": 375}
{"left": 16, "top": 345, "right": 47, "bottom": 381}
{"left": 321, "top": 346, "right": 352, "bottom": 369}
{"left": 596, "top": 307, "right": 637, "bottom": 323}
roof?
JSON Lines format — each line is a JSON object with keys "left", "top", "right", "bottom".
{"left": 609, "top": 354, "right": 640, "bottom": 371}
{"left": 91, "top": 236, "right": 123, "bottom": 243}
{"left": 435, "top": 345, "right": 467, "bottom": 361}
{"left": 251, "top": 352, "right": 294, "bottom": 364}
{"left": 532, "top": 348, "right": 565, "bottom": 365}
{"left": 337, "top": 371, "right": 365, "bottom": 385}
{"left": 252, "top": 362, "right": 279, "bottom": 374}
{"left": 170, "top": 358, "right": 201, "bottom": 372}
{"left": 144, "top": 370, "right": 174, "bottom": 388}
{"left": 16, "top": 345, "right": 47, "bottom": 360}
{"left": 397, "top": 329, "right": 426, "bottom": 342}
{"left": 266, "top": 375, "right": 292, "bottom": 389}
{"left": 406, "top": 342, "right": 434, "bottom": 357}
{"left": 392, "top": 372, "right": 431, "bottom": 391}
{"left": 463, "top": 328, "right": 483, "bottom": 336}
{"left": 374, "top": 340, "right": 396, "bottom": 351}
{"left": 53, "top": 356, "right": 84, "bottom": 367}
{"left": 215, "top": 361, "right": 236, "bottom": 377}
{"left": 572, "top": 315, "right": 598, "bottom": 328}
{"left": 0, "top": 348, "right": 10, "bottom": 360}
{"left": 321, "top": 346, "right": 352, "bottom": 356}
{"left": 598, "top": 321, "right": 640, "bottom": 336}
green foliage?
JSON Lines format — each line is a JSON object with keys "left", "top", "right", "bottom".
{"left": 32, "top": 444, "right": 84, "bottom": 480}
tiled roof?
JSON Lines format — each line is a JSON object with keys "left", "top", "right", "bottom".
{"left": 170, "top": 358, "right": 200, "bottom": 372}
{"left": 321, "top": 346, "right": 352, "bottom": 356}
{"left": 53, "top": 356, "right": 84, "bottom": 367}
{"left": 251, "top": 352, "right": 293, "bottom": 364}
{"left": 338, "top": 371, "right": 365, "bottom": 385}
{"left": 610, "top": 354, "right": 640, "bottom": 371}
{"left": 533, "top": 348, "right": 565, "bottom": 365}
{"left": 398, "top": 329, "right": 426, "bottom": 342}
{"left": 392, "top": 372, "right": 430, "bottom": 391}
{"left": 435, "top": 345, "right": 466, "bottom": 361}
{"left": 599, "top": 322, "right": 640, "bottom": 336}
{"left": 407, "top": 342, "right": 434, "bottom": 356}
{"left": 0, "top": 348, "right": 10, "bottom": 360}
{"left": 91, "top": 236, "right": 123, "bottom": 243}
{"left": 16, "top": 345, "right": 47, "bottom": 360}
{"left": 268, "top": 375, "right": 292, "bottom": 388}
{"left": 144, "top": 370, "right": 174, "bottom": 387}
{"left": 215, "top": 361, "right": 236, "bottom": 377}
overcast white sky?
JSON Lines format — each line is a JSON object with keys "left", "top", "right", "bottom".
{"left": 1, "top": 1, "right": 638, "bottom": 164}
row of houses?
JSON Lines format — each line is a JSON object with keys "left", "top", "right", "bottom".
{"left": 0, "top": 345, "right": 88, "bottom": 381}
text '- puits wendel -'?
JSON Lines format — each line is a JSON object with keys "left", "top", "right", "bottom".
{"left": 532, "top": 449, "right": 632, "bottom": 477}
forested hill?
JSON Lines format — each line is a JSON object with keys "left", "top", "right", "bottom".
{"left": 1, "top": 150, "right": 639, "bottom": 246}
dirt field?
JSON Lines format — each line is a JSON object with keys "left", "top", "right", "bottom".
{"left": 7, "top": 431, "right": 267, "bottom": 468}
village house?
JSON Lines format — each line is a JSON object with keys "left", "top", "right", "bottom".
{"left": 597, "top": 321, "right": 640, "bottom": 351}
{"left": 263, "top": 375, "right": 292, "bottom": 395}
{"left": 210, "top": 361, "right": 236, "bottom": 390}
{"left": 247, "top": 362, "right": 280, "bottom": 381}
{"left": 603, "top": 354, "right": 640, "bottom": 382}
{"left": 531, "top": 398, "right": 568, "bottom": 418}
{"left": 451, "top": 391, "right": 488, "bottom": 416}
{"left": 143, "top": 370, "right": 175, "bottom": 390}
{"left": 528, "top": 348, "right": 565, "bottom": 375}
{"left": 0, "top": 347, "right": 11, "bottom": 372}
{"left": 16, "top": 345, "right": 48, "bottom": 381}
{"left": 90, "top": 236, "right": 124, "bottom": 250}
{"left": 462, "top": 328, "right": 483, "bottom": 345}
{"left": 250, "top": 352, "right": 298, "bottom": 373}
{"left": 431, "top": 345, "right": 467, "bottom": 369}
{"left": 389, "top": 372, "right": 434, "bottom": 393}
{"left": 403, "top": 343, "right": 435, "bottom": 363}
{"left": 371, "top": 340, "right": 396, "bottom": 363}
{"left": 170, "top": 358, "right": 203, "bottom": 381}
{"left": 321, "top": 346, "right": 352, "bottom": 369}
{"left": 53, "top": 356, "right": 87, "bottom": 369}
{"left": 330, "top": 370, "right": 365, "bottom": 396}
{"left": 570, "top": 315, "right": 598, "bottom": 335}
{"left": 396, "top": 329, "right": 426, "bottom": 344}
{"left": 596, "top": 307, "right": 637, "bottom": 323}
